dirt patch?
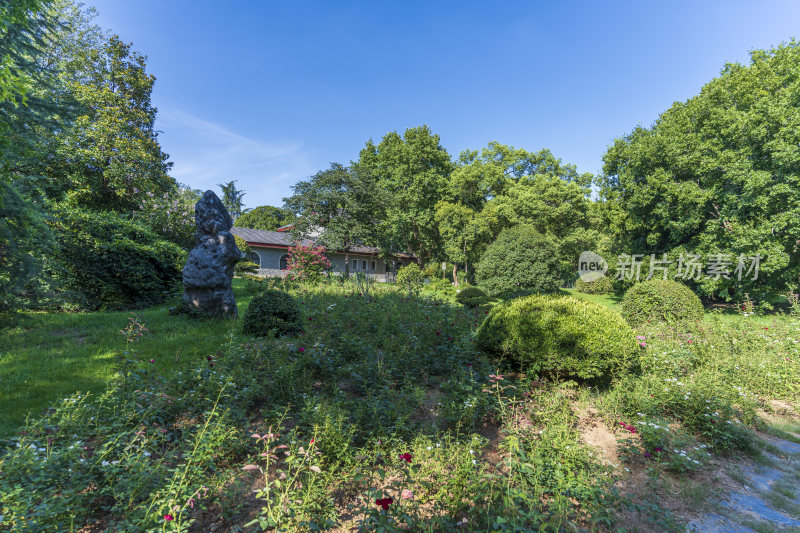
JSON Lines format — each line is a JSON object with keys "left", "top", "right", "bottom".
{"left": 577, "top": 408, "right": 620, "bottom": 467}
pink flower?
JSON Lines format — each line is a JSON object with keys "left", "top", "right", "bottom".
{"left": 299, "top": 347, "right": 305, "bottom": 353}
{"left": 164, "top": 514, "right": 174, "bottom": 521}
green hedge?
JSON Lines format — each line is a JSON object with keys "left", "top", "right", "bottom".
{"left": 456, "top": 286, "right": 489, "bottom": 307}
{"left": 621, "top": 279, "right": 704, "bottom": 326}
{"left": 241, "top": 289, "right": 302, "bottom": 337}
{"left": 475, "top": 294, "right": 638, "bottom": 380}
{"left": 475, "top": 226, "right": 561, "bottom": 297}
{"left": 49, "top": 207, "right": 186, "bottom": 310}
{"left": 575, "top": 276, "right": 613, "bottom": 295}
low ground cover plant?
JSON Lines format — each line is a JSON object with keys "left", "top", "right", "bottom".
{"left": 1, "top": 280, "right": 798, "bottom": 531}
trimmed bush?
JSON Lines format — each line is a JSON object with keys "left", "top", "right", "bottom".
{"left": 396, "top": 263, "right": 424, "bottom": 293}
{"left": 575, "top": 276, "right": 613, "bottom": 295}
{"left": 475, "top": 294, "right": 638, "bottom": 380}
{"left": 241, "top": 289, "right": 302, "bottom": 337}
{"left": 621, "top": 279, "right": 704, "bottom": 326}
{"left": 49, "top": 207, "right": 185, "bottom": 310}
{"left": 475, "top": 226, "right": 561, "bottom": 297}
{"left": 456, "top": 286, "right": 489, "bottom": 307}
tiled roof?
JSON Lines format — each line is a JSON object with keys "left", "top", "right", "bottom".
{"left": 231, "top": 226, "right": 415, "bottom": 259}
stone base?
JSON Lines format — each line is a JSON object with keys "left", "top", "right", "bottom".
{"left": 182, "top": 287, "right": 238, "bottom": 317}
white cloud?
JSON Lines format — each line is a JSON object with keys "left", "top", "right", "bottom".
{"left": 156, "top": 109, "right": 312, "bottom": 208}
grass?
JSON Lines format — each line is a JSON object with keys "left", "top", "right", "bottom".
{"left": 0, "top": 282, "right": 258, "bottom": 436}
{"left": 1, "top": 277, "right": 799, "bottom": 531}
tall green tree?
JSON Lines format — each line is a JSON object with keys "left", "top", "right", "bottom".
{"left": 56, "top": 34, "right": 173, "bottom": 211}
{"left": 600, "top": 41, "right": 800, "bottom": 303}
{"left": 235, "top": 204, "right": 294, "bottom": 231}
{"left": 283, "top": 162, "right": 387, "bottom": 272}
{"left": 218, "top": 180, "right": 245, "bottom": 221}
{"left": 355, "top": 125, "right": 453, "bottom": 264}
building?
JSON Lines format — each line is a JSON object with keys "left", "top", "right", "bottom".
{"left": 230, "top": 226, "right": 416, "bottom": 282}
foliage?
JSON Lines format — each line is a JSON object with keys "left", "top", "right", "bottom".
{"left": 0, "top": 179, "right": 51, "bottom": 311}
{"left": 395, "top": 262, "right": 423, "bottom": 293}
{"left": 235, "top": 204, "right": 294, "bottom": 231}
{"left": 132, "top": 187, "right": 196, "bottom": 250}
{"left": 241, "top": 289, "right": 302, "bottom": 337}
{"left": 48, "top": 207, "right": 185, "bottom": 310}
{"left": 3, "top": 279, "right": 799, "bottom": 530}
{"left": 575, "top": 276, "right": 613, "bottom": 294}
{"left": 57, "top": 35, "right": 174, "bottom": 212}
{"left": 599, "top": 41, "right": 800, "bottom": 304}
{"left": 355, "top": 126, "right": 453, "bottom": 264}
{"left": 286, "top": 242, "right": 331, "bottom": 281}
{"left": 475, "top": 226, "right": 561, "bottom": 297}
{"left": 621, "top": 279, "right": 704, "bottom": 326}
{"left": 284, "top": 162, "right": 386, "bottom": 266}
{"left": 218, "top": 180, "right": 245, "bottom": 222}
{"left": 455, "top": 286, "right": 488, "bottom": 308}
{"left": 476, "top": 294, "right": 639, "bottom": 380}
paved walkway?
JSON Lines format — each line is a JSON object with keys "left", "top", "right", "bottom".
{"left": 687, "top": 434, "right": 800, "bottom": 532}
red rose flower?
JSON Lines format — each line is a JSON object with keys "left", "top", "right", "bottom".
{"left": 164, "top": 514, "right": 174, "bottom": 521}
{"left": 375, "top": 497, "right": 393, "bottom": 510}
{"left": 398, "top": 452, "right": 412, "bottom": 463}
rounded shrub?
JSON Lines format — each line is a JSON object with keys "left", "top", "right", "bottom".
{"left": 396, "top": 263, "right": 424, "bottom": 292}
{"left": 575, "top": 276, "right": 613, "bottom": 295}
{"left": 242, "top": 289, "right": 302, "bottom": 337}
{"left": 456, "top": 286, "right": 489, "bottom": 307}
{"left": 621, "top": 279, "right": 704, "bottom": 326}
{"left": 475, "top": 294, "right": 639, "bottom": 380}
{"left": 49, "top": 207, "right": 186, "bottom": 310}
{"left": 475, "top": 226, "right": 561, "bottom": 297}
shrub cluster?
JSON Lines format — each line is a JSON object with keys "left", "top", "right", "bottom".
{"left": 455, "top": 286, "right": 489, "bottom": 307}
{"left": 475, "top": 294, "right": 638, "bottom": 380}
{"left": 48, "top": 207, "right": 186, "bottom": 310}
{"left": 574, "top": 276, "right": 612, "bottom": 294}
{"left": 241, "top": 289, "right": 303, "bottom": 337}
{"left": 396, "top": 263, "right": 424, "bottom": 293}
{"left": 621, "top": 279, "right": 704, "bottom": 326}
{"left": 475, "top": 226, "right": 561, "bottom": 297}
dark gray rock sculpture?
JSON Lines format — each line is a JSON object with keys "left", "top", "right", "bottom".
{"left": 182, "top": 190, "right": 241, "bottom": 316}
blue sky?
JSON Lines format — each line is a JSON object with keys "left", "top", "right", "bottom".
{"left": 90, "top": 1, "right": 800, "bottom": 209}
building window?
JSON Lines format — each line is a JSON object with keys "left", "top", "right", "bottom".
{"left": 246, "top": 252, "right": 260, "bottom": 268}
{"left": 362, "top": 260, "right": 367, "bottom": 270}
{"left": 371, "top": 260, "right": 376, "bottom": 271}
{"left": 352, "top": 259, "right": 357, "bottom": 270}
{"left": 280, "top": 254, "right": 290, "bottom": 270}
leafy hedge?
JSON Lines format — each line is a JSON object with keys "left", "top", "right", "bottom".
{"left": 396, "top": 263, "right": 424, "bottom": 293}
{"left": 475, "top": 294, "right": 638, "bottom": 380}
{"left": 575, "top": 276, "right": 612, "bottom": 295}
{"left": 621, "top": 279, "right": 704, "bottom": 326}
{"left": 241, "top": 289, "right": 302, "bottom": 337}
{"left": 456, "top": 286, "right": 489, "bottom": 307}
{"left": 476, "top": 226, "right": 561, "bottom": 297}
{"left": 49, "top": 208, "right": 186, "bottom": 310}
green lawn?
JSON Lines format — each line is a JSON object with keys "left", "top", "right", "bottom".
{"left": 0, "top": 280, "right": 258, "bottom": 436}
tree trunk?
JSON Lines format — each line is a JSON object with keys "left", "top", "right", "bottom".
{"left": 452, "top": 263, "right": 459, "bottom": 287}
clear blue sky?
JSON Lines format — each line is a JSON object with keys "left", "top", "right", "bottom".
{"left": 90, "top": 0, "right": 800, "bottom": 209}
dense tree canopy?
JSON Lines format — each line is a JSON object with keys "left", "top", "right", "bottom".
{"left": 235, "top": 204, "right": 294, "bottom": 231}
{"left": 355, "top": 125, "right": 453, "bottom": 264}
{"left": 600, "top": 41, "right": 800, "bottom": 303}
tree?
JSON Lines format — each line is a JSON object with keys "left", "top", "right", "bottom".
{"left": 283, "top": 162, "right": 387, "bottom": 273}
{"left": 235, "top": 204, "right": 294, "bottom": 231}
{"left": 434, "top": 201, "right": 489, "bottom": 286}
{"left": 600, "top": 41, "right": 800, "bottom": 304}
{"left": 56, "top": 34, "right": 174, "bottom": 211}
{"left": 218, "top": 180, "right": 245, "bottom": 221}
{"left": 355, "top": 126, "right": 453, "bottom": 264}
{"left": 475, "top": 226, "right": 561, "bottom": 297}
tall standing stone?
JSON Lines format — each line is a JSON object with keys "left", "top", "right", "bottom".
{"left": 182, "top": 190, "right": 240, "bottom": 316}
